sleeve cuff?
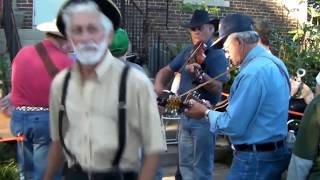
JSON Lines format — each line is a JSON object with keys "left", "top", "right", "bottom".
{"left": 287, "top": 154, "right": 313, "bottom": 180}
{"left": 208, "top": 111, "right": 221, "bottom": 133}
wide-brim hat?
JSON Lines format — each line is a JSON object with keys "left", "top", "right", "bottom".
{"left": 212, "top": 13, "right": 254, "bottom": 48}
{"left": 181, "top": 10, "right": 219, "bottom": 32}
{"left": 56, "top": 0, "right": 121, "bottom": 36}
{"left": 36, "top": 19, "right": 63, "bottom": 37}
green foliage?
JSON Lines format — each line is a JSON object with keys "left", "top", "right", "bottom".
{"left": 180, "top": 1, "right": 219, "bottom": 14}
{"left": 271, "top": 8, "right": 320, "bottom": 89}
{"left": 0, "top": 144, "right": 18, "bottom": 180}
{"left": 0, "top": 159, "right": 18, "bottom": 180}
{"left": 0, "top": 54, "right": 11, "bottom": 96}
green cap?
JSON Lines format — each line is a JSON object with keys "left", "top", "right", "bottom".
{"left": 109, "top": 28, "right": 129, "bottom": 57}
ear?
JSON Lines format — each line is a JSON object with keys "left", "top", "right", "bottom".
{"left": 107, "top": 29, "right": 115, "bottom": 45}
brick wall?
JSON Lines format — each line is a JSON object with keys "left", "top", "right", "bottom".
{"left": 142, "top": 0, "right": 299, "bottom": 43}
{"left": 15, "top": 0, "right": 299, "bottom": 42}
{"left": 15, "top": 0, "right": 33, "bottom": 28}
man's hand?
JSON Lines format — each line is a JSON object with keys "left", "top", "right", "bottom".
{"left": 0, "top": 93, "right": 13, "bottom": 116}
{"left": 184, "top": 99, "right": 208, "bottom": 119}
{"left": 185, "top": 63, "right": 201, "bottom": 75}
{"left": 157, "top": 90, "right": 175, "bottom": 107}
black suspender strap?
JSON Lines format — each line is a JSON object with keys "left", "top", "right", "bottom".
{"left": 58, "top": 65, "right": 130, "bottom": 168}
{"left": 58, "top": 70, "right": 76, "bottom": 162}
{"left": 112, "top": 65, "right": 130, "bottom": 167}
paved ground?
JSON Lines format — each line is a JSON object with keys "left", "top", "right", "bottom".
{"left": 160, "top": 118, "right": 233, "bottom": 180}
{"left": 159, "top": 144, "right": 232, "bottom": 180}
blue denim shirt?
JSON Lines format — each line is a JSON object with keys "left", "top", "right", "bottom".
{"left": 208, "top": 45, "right": 290, "bottom": 144}
{"left": 169, "top": 39, "right": 228, "bottom": 105}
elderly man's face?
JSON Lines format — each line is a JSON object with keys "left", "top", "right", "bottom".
{"left": 223, "top": 35, "right": 243, "bottom": 66}
{"left": 189, "top": 24, "right": 213, "bottom": 44}
{"left": 68, "top": 11, "right": 106, "bottom": 45}
{"left": 67, "top": 11, "right": 111, "bottom": 64}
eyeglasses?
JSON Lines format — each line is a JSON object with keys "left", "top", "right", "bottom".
{"left": 190, "top": 26, "right": 203, "bottom": 31}
{"left": 222, "top": 47, "right": 230, "bottom": 59}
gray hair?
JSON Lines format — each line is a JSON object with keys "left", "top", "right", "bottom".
{"left": 228, "top": 31, "right": 260, "bottom": 44}
{"left": 62, "top": 1, "right": 113, "bottom": 37}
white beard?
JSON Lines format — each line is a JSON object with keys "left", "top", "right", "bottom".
{"left": 72, "top": 40, "right": 107, "bottom": 65}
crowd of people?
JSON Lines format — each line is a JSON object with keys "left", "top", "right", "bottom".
{"left": 0, "top": 0, "right": 319, "bottom": 180}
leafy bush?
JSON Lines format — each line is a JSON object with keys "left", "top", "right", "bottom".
{"left": 0, "top": 54, "right": 11, "bottom": 96}
{"left": 0, "top": 159, "right": 18, "bottom": 180}
{"left": 0, "top": 143, "right": 18, "bottom": 180}
{"left": 272, "top": 8, "right": 320, "bottom": 89}
{"left": 179, "top": 1, "right": 220, "bottom": 14}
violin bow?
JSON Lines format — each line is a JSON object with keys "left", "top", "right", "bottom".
{"left": 179, "top": 65, "right": 239, "bottom": 98}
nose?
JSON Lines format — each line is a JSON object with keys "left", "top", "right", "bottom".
{"left": 77, "top": 30, "right": 92, "bottom": 44}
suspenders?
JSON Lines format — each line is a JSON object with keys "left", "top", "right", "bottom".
{"left": 58, "top": 65, "right": 130, "bottom": 169}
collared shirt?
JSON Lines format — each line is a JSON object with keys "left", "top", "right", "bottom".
{"left": 11, "top": 39, "right": 73, "bottom": 107}
{"left": 208, "top": 45, "right": 290, "bottom": 144}
{"left": 50, "top": 51, "right": 166, "bottom": 172}
{"left": 287, "top": 95, "right": 320, "bottom": 179}
{"left": 169, "top": 39, "right": 228, "bottom": 105}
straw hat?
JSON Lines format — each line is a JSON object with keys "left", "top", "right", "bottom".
{"left": 36, "top": 19, "right": 63, "bottom": 37}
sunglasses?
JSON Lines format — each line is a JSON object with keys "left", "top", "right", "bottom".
{"left": 190, "top": 26, "right": 203, "bottom": 31}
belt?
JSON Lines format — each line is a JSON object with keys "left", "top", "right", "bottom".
{"left": 15, "top": 106, "right": 49, "bottom": 112}
{"left": 233, "top": 140, "right": 285, "bottom": 152}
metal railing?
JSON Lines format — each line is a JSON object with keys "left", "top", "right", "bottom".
{"left": 3, "top": 0, "right": 21, "bottom": 62}
{"left": 113, "top": 0, "right": 175, "bottom": 77}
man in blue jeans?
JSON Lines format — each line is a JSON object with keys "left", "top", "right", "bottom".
{"left": 2, "top": 20, "right": 73, "bottom": 180}
{"left": 155, "top": 10, "right": 228, "bottom": 180}
{"left": 185, "top": 14, "right": 291, "bottom": 179}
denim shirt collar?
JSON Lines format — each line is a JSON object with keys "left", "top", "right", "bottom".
{"left": 240, "top": 45, "right": 265, "bottom": 71}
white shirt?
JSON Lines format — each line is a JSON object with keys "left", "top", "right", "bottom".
{"left": 49, "top": 51, "right": 166, "bottom": 172}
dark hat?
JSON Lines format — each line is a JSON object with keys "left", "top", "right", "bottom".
{"left": 182, "top": 10, "right": 219, "bottom": 31}
{"left": 56, "top": 0, "right": 121, "bottom": 36}
{"left": 212, "top": 13, "right": 254, "bottom": 48}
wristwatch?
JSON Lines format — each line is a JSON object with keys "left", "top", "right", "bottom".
{"left": 204, "top": 109, "right": 211, "bottom": 118}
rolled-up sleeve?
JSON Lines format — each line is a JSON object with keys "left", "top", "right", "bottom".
{"left": 138, "top": 78, "right": 167, "bottom": 154}
{"left": 287, "top": 154, "right": 313, "bottom": 180}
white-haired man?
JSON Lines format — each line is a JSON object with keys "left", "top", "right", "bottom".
{"left": 185, "top": 14, "right": 291, "bottom": 179}
{"left": 43, "top": 1, "right": 165, "bottom": 180}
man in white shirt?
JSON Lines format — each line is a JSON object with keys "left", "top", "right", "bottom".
{"left": 43, "top": 0, "right": 166, "bottom": 180}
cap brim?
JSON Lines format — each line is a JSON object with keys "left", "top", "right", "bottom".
{"left": 211, "top": 35, "right": 228, "bottom": 49}
{"left": 181, "top": 21, "right": 209, "bottom": 28}
{"left": 36, "top": 20, "right": 63, "bottom": 37}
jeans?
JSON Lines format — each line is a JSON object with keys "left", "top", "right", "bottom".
{"left": 227, "top": 145, "right": 291, "bottom": 180}
{"left": 10, "top": 109, "right": 59, "bottom": 180}
{"left": 178, "top": 115, "right": 214, "bottom": 180}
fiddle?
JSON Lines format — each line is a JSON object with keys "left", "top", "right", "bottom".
{"left": 192, "top": 41, "right": 207, "bottom": 65}
{"left": 187, "top": 41, "right": 208, "bottom": 85}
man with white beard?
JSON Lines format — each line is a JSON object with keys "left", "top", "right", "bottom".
{"left": 43, "top": 0, "right": 166, "bottom": 180}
